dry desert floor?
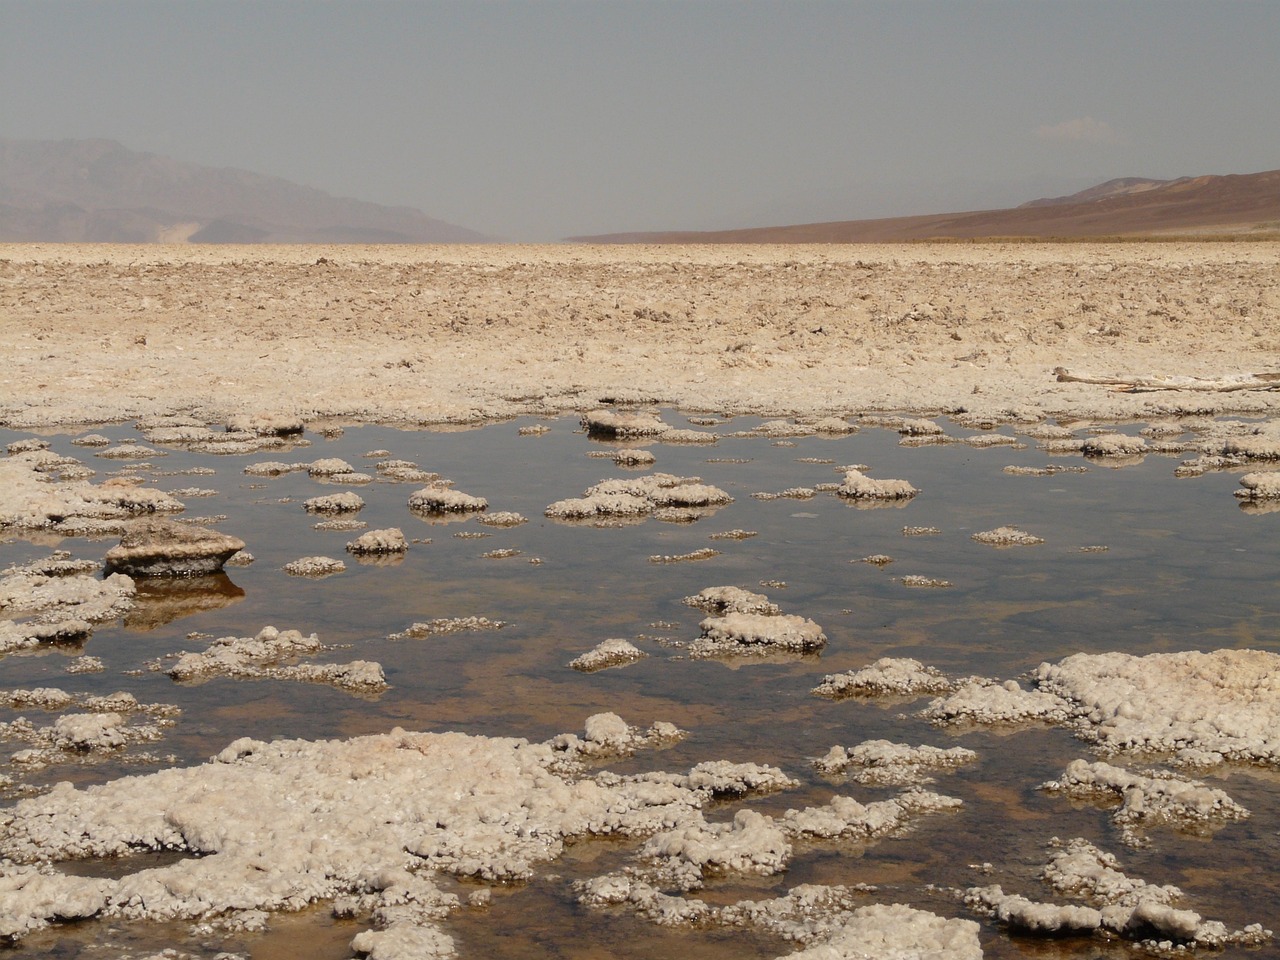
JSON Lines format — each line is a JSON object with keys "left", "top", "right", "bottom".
{"left": 2, "top": 241, "right": 1279, "bottom": 429}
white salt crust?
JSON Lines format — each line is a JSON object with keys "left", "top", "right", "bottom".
{"left": 308, "top": 457, "right": 355, "bottom": 477}
{"left": 815, "top": 740, "right": 978, "bottom": 786}
{"left": 683, "top": 586, "right": 781, "bottom": 616}
{"left": 475, "top": 511, "right": 526, "bottom": 527}
{"left": 546, "top": 473, "right": 732, "bottom": 522}
{"left": 965, "top": 837, "right": 1270, "bottom": 949}
{"left": 0, "top": 553, "right": 137, "bottom": 653}
{"left": 1235, "top": 472, "right": 1280, "bottom": 500}
{"left": 970, "top": 526, "right": 1044, "bottom": 546}
{"left": 408, "top": 487, "right": 489, "bottom": 514}
{"left": 0, "top": 714, "right": 790, "bottom": 948}
{"left": 813, "top": 657, "right": 956, "bottom": 699}
{"left": 924, "top": 649, "right": 1280, "bottom": 766}
{"left": 691, "top": 612, "right": 826, "bottom": 658}
{"left": 1080, "top": 433, "right": 1149, "bottom": 457}
{"left": 162, "top": 625, "right": 385, "bottom": 694}
{"left": 0, "top": 452, "right": 184, "bottom": 536}
{"left": 835, "top": 469, "right": 918, "bottom": 501}
{"left": 346, "top": 528, "right": 409, "bottom": 555}
{"left": 302, "top": 492, "right": 365, "bottom": 514}
{"left": 1041, "top": 758, "right": 1248, "bottom": 845}
{"left": 283, "top": 556, "right": 346, "bottom": 577}
{"left": 569, "top": 639, "right": 647, "bottom": 672}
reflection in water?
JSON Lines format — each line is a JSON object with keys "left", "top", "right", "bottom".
{"left": 1, "top": 413, "right": 1279, "bottom": 959}
{"left": 124, "top": 573, "right": 245, "bottom": 631}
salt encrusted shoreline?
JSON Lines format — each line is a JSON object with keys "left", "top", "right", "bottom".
{"left": 2, "top": 243, "right": 1279, "bottom": 430}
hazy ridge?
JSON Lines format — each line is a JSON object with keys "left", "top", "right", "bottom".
{"left": 0, "top": 138, "right": 488, "bottom": 243}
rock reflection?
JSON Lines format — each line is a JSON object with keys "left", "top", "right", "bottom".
{"left": 124, "top": 573, "right": 245, "bottom": 631}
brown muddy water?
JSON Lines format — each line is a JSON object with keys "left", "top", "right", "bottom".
{"left": 2, "top": 412, "right": 1279, "bottom": 959}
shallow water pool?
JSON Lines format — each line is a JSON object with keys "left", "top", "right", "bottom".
{"left": 2, "top": 411, "right": 1278, "bottom": 958}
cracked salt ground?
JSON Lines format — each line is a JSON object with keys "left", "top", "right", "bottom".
{"left": 2, "top": 412, "right": 1280, "bottom": 958}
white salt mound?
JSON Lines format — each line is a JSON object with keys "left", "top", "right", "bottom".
{"left": 408, "top": 487, "right": 489, "bottom": 513}
{"left": 308, "top": 457, "right": 355, "bottom": 476}
{"left": 569, "top": 639, "right": 647, "bottom": 672}
{"left": 970, "top": 526, "right": 1044, "bottom": 546}
{"left": 691, "top": 612, "right": 826, "bottom": 657}
{"left": 283, "top": 556, "right": 346, "bottom": 577}
{"left": 347, "top": 528, "right": 409, "bottom": 555}
{"left": 815, "top": 740, "right": 978, "bottom": 786}
{"left": 302, "top": 492, "right": 364, "bottom": 514}
{"left": 1081, "top": 433, "right": 1148, "bottom": 457}
{"left": 813, "top": 657, "right": 954, "bottom": 699}
{"left": 926, "top": 649, "right": 1280, "bottom": 767}
{"left": 546, "top": 473, "right": 731, "bottom": 521}
{"left": 0, "top": 714, "right": 762, "bottom": 944}
{"left": 1235, "top": 472, "right": 1280, "bottom": 500}
{"left": 779, "top": 904, "right": 982, "bottom": 960}
{"left": 683, "top": 586, "right": 781, "bottom": 616}
{"left": 836, "top": 469, "right": 918, "bottom": 501}
{"left": 967, "top": 837, "right": 1270, "bottom": 948}
{"left": 1041, "top": 758, "right": 1249, "bottom": 844}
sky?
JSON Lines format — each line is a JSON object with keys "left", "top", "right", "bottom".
{"left": 3, "top": 0, "right": 1278, "bottom": 240}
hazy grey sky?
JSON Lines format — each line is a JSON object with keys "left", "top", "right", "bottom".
{"left": 4, "top": 0, "right": 1278, "bottom": 240}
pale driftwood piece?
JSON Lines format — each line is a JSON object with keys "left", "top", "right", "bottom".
{"left": 1054, "top": 367, "right": 1280, "bottom": 393}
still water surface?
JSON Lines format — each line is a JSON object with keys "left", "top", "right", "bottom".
{"left": 2, "top": 413, "right": 1278, "bottom": 958}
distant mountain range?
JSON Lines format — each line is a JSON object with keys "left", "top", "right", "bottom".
{"left": 570, "top": 169, "right": 1280, "bottom": 243}
{"left": 0, "top": 137, "right": 488, "bottom": 243}
{"left": 4, "top": 137, "right": 1278, "bottom": 244}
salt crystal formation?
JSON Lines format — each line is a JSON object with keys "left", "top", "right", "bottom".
{"left": 966, "top": 838, "right": 1270, "bottom": 949}
{"left": 476, "top": 511, "right": 526, "bottom": 527}
{"left": 815, "top": 740, "right": 977, "bottom": 786}
{"left": 836, "top": 468, "right": 918, "bottom": 501}
{"left": 580, "top": 409, "right": 670, "bottom": 439}
{"left": 545, "top": 473, "right": 732, "bottom": 522}
{"left": 683, "top": 585, "right": 781, "bottom": 616}
{"left": 388, "top": 618, "right": 506, "bottom": 640}
{"left": 926, "top": 649, "right": 1280, "bottom": 766}
{"left": 576, "top": 782, "right": 964, "bottom": 940}
{"left": 814, "top": 657, "right": 955, "bottom": 701}
{"left": 0, "top": 554, "right": 136, "bottom": 653}
{"left": 346, "top": 527, "right": 409, "bottom": 555}
{"left": 1041, "top": 758, "right": 1248, "bottom": 845}
{"left": 408, "top": 486, "right": 489, "bottom": 514}
{"left": 0, "top": 452, "right": 184, "bottom": 536}
{"left": 568, "top": 638, "right": 647, "bottom": 672}
{"left": 243, "top": 460, "right": 310, "bottom": 476}
{"left": 1080, "top": 433, "right": 1148, "bottom": 457}
{"left": 692, "top": 613, "right": 825, "bottom": 657}
{"left": 1235, "top": 472, "right": 1280, "bottom": 501}
{"left": 104, "top": 519, "right": 245, "bottom": 577}
{"left": 302, "top": 492, "right": 364, "bottom": 514}
{"left": 0, "top": 714, "right": 756, "bottom": 947}
{"left": 283, "top": 556, "right": 346, "bottom": 577}
{"left": 163, "top": 625, "right": 384, "bottom": 693}
{"left": 308, "top": 457, "right": 355, "bottom": 477}
{"left": 970, "top": 526, "right": 1044, "bottom": 546}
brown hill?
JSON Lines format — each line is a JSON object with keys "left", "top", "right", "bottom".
{"left": 571, "top": 169, "right": 1280, "bottom": 243}
{"left": 0, "top": 138, "right": 488, "bottom": 243}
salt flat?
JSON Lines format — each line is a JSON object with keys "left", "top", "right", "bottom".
{"left": 2, "top": 242, "right": 1278, "bottom": 428}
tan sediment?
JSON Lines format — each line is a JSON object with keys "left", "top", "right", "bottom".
{"left": 1, "top": 242, "right": 1278, "bottom": 429}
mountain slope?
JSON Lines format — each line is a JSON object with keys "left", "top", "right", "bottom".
{"left": 570, "top": 169, "right": 1280, "bottom": 243}
{"left": 0, "top": 138, "right": 488, "bottom": 243}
